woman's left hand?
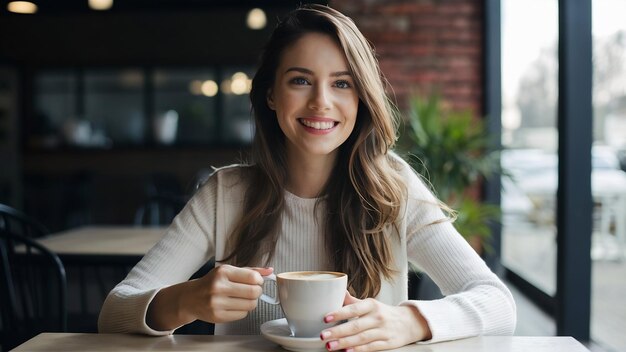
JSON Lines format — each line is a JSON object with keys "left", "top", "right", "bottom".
{"left": 320, "top": 292, "right": 431, "bottom": 352}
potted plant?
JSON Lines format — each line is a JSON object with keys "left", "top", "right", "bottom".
{"left": 397, "top": 91, "right": 502, "bottom": 254}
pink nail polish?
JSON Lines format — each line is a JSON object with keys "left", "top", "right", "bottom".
{"left": 320, "top": 330, "right": 331, "bottom": 340}
{"left": 324, "top": 315, "right": 334, "bottom": 323}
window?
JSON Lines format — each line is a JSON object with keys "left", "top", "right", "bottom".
{"left": 84, "top": 69, "right": 145, "bottom": 146}
{"left": 221, "top": 67, "right": 255, "bottom": 144}
{"left": 501, "top": 0, "right": 559, "bottom": 295}
{"left": 32, "top": 70, "right": 76, "bottom": 148}
{"left": 591, "top": 1, "right": 626, "bottom": 350}
{"left": 29, "top": 66, "right": 255, "bottom": 149}
{"left": 154, "top": 68, "right": 218, "bottom": 145}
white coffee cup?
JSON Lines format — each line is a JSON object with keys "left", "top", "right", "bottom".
{"left": 260, "top": 271, "right": 347, "bottom": 337}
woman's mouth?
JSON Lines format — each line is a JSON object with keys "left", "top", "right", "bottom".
{"left": 298, "top": 118, "right": 338, "bottom": 130}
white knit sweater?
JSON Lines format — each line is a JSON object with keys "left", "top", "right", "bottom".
{"left": 98, "top": 158, "right": 516, "bottom": 343}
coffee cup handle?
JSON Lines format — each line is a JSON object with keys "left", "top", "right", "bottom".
{"left": 259, "top": 273, "right": 280, "bottom": 305}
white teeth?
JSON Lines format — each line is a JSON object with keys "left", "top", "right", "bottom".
{"left": 300, "top": 119, "right": 335, "bottom": 130}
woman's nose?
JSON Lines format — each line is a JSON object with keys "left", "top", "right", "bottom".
{"left": 308, "top": 85, "right": 331, "bottom": 111}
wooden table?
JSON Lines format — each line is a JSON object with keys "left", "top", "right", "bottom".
{"left": 14, "top": 333, "right": 590, "bottom": 351}
{"left": 37, "top": 226, "right": 167, "bottom": 265}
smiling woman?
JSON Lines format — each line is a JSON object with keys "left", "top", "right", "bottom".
{"left": 268, "top": 32, "right": 359, "bottom": 179}
{"left": 98, "top": 5, "right": 516, "bottom": 352}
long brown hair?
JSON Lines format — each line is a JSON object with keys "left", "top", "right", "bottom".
{"left": 220, "top": 4, "right": 406, "bottom": 299}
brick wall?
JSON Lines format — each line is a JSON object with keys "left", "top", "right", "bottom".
{"left": 330, "top": 0, "right": 484, "bottom": 114}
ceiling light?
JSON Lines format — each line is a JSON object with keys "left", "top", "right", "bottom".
{"left": 7, "top": 1, "right": 38, "bottom": 14}
{"left": 231, "top": 77, "right": 248, "bottom": 95}
{"left": 201, "top": 80, "right": 218, "bottom": 97}
{"left": 89, "top": 0, "right": 113, "bottom": 11}
{"left": 231, "top": 72, "right": 248, "bottom": 81}
{"left": 246, "top": 8, "right": 266, "bottom": 30}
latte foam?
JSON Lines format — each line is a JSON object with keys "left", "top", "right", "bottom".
{"left": 280, "top": 271, "right": 343, "bottom": 280}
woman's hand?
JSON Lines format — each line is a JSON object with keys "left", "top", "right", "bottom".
{"left": 189, "top": 264, "right": 273, "bottom": 323}
{"left": 320, "top": 292, "right": 431, "bottom": 352}
{"left": 147, "top": 265, "right": 272, "bottom": 331}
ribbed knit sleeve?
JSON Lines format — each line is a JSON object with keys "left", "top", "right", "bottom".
{"left": 97, "top": 175, "right": 218, "bottom": 335}
{"left": 396, "top": 159, "right": 516, "bottom": 343}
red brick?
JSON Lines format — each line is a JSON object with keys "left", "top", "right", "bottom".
{"left": 331, "top": 0, "right": 484, "bottom": 112}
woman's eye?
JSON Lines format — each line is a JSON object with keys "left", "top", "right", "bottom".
{"left": 291, "top": 77, "right": 309, "bottom": 85}
{"left": 335, "top": 80, "right": 351, "bottom": 89}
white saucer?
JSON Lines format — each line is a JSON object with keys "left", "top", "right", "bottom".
{"left": 260, "top": 318, "right": 326, "bottom": 351}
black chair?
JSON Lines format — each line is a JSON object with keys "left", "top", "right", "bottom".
{"left": 0, "top": 232, "right": 67, "bottom": 351}
{"left": 134, "top": 194, "right": 186, "bottom": 226}
{"left": 0, "top": 203, "right": 48, "bottom": 239}
{"left": 143, "top": 172, "right": 183, "bottom": 199}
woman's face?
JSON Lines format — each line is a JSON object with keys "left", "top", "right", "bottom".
{"left": 267, "top": 32, "right": 359, "bottom": 161}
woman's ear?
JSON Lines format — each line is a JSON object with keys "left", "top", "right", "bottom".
{"left": 266, "top": 89, "right": 276, "bottom": 110}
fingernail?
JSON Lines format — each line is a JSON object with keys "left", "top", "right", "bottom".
{"left": 345, "top": 348, "right": 354, "bottom": 352}
{"left": 326, "top": 341, "right": 338, "bottom": 351}
{"left": 324, "top": 315, "right": 334, "bottom": 323}
{"left": 320, "top": 330, "right": 331, "bottom": 340}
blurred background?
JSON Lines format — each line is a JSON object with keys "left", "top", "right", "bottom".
{"left": 0, "top": 0, "right": 625, "bottom": 351}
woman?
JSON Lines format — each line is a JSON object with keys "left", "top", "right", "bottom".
{"left": 99, "top": 4, "right": 516, "bottom": 351}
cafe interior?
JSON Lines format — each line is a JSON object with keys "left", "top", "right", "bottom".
{"left": 1, "top": 0, "right": 626, "bottom": 351}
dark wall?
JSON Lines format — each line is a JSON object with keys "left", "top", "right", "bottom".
{"left": 0, "top": 9, "right": 280, "bottom": 66}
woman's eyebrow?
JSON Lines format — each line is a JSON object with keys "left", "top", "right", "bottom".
{"left": 285, "top": 67, "right": 352, "bottom": 77}
{"left": 331, "top": 71, "right": 352, "bottom": 77}
{"left": 285, "top": 67, "right": 313, "bottom": 75}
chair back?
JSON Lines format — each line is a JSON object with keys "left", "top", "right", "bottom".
{"left": 0, "top": 207, "right": 67, "bottom": 350}
{"left": 0, "top": 203, "right": 48, "bottom": 239}
{"left": 134, "top": 195, "right": 186, "bottom": 226}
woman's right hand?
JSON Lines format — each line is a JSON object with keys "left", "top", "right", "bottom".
{"left": 188, "top": 264, "right": 273, "bottom": 323}
{"left": 146, "top": 264, "right": 272, "bottom": 331}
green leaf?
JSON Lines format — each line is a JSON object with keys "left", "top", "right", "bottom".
{"left": 397, "top": 91, "right": 504, "bottom": 249}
